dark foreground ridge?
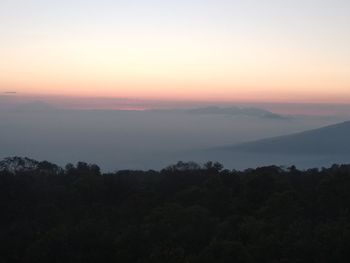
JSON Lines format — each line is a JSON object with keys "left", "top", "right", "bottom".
{"left": 224, "top": 120, "right": 350, "bottom": 154}
{"left": 1, "top": 157, "right": 350, "bottom": 262}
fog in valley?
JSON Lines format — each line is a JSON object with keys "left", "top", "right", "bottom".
{"left": 1, "top": 98, "right": 348, "bottom": 171}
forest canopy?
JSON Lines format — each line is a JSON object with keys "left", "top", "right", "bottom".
{"left": 1, "top": 157, "right": 350, "bottom": 262}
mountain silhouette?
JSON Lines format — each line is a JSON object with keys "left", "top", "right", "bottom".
{"left": 224, "top": 121, "right": 350, "bottom": 154}
{"left": 151, "top": 106, "right": 287, "bottom": 119}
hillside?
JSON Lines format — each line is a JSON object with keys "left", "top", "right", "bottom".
{"left": 226, "top": 121, "right": 350, "bottom": 154}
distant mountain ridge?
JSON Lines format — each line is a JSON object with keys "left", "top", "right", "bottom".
{"left": 224, "top": 121, "right": 350, "bottom": 155}
{"left": 151, "top": 106, "right": 287, "bottom": 119}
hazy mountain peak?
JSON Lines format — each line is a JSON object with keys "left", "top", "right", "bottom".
{"left": 185, "top": 106, "right": 287, "bottom": 119}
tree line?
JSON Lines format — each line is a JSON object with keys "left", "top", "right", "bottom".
{"left": 1, "top": 157, "right": 350, "bottom": 262}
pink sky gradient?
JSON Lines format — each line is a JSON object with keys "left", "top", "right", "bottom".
{"left": 1, "top": 1, "right": 350, "bottom": 105}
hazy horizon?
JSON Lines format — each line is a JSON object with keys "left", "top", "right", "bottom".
{"left": 1, "top": 99, "right": 348, "bottom": 170}
{"left": 2, "top": 94, "right": 350, "bottom": 117}
{"left": 1, "top": 0, "right": 350, "bottom": 170}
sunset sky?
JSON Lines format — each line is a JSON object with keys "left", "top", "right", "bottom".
{"left": 1, "top": 0, "right": 350, "bottom": 103}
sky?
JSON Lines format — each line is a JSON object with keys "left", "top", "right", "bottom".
{"left": 1, "top": 0, "right": 350, "bottom": 103}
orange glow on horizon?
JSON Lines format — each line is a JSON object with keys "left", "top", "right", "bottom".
{"left": 1, "top": 1, "right": 350, "bottom": 104}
